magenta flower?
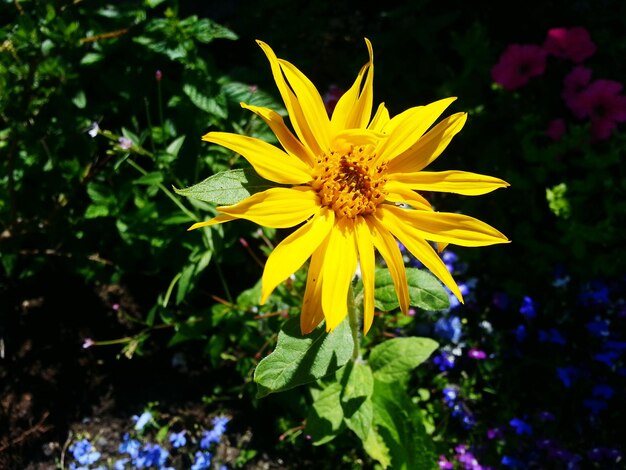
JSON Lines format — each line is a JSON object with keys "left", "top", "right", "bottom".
{"left": 546, "top": 118, "right": 566, "bottom": 141}
{"left": 562, "top": 66, "right": 592, "bottom": 118}
{"left": 544, "top": 27, "right": 596, "bottom": 63}
{"left": 491, "top": 44, "right": 547, "bottom": 91}
{"left": 468, "top": 348, "right": 487, "bottom": 360}
{"left": 580, "top": 79, "right": 626, "bottom": 140}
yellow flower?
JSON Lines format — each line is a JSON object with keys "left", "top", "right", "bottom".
{"left": 190, "top": 39, "right": 509, "bottom": 335}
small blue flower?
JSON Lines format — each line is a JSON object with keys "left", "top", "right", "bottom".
{"left": 578, "top": 280, "right": 610, "bottom": 306}
{"left": 514, "top": 324, "right": 527, "bottom": 342}
{"left": 432, "top": 351, "right": 455, "bottom": 371}
{"left": 583, "top": 398, "right": 607, "bottom": 415}
{"left": 538, "top": 328, "right": 566, "bottom": 345}
{"left": 135, "top": 443, "right": 169, "bottom": 468}
{"left": 434, "top": 316, "right": 462, "bottom": 343}
{"left": 132, "top": 411, "right": 152, "bottom": 431}
{"left": 586, "top": 320, "right": 610, "bottom": 337}
{"left": 605, "top": 340, "right": 626, "bottom": 351}
{"left": 556, "top": 366, "right": 578, "bottom": 388}
{"left": 200, "top": 416, "right": 230, "bottom": 449}
{"left": 69, "top": 439, "right": 101, "bottom": 466}
{"left": 169, "top": 430, "right": 187, "bottom": 449}
{"left": 501, "top": 455, "right": 524, "bottom": 468}
{"left": 442, "top": 386, "right": 458, "bottom": 404}
{"left": 113, "top": 459, "right": 129, "bottom": 470}
{"left": 191, "top": 451, "right": 213, "bottom": 470}
{"left": 594, "top": 350, "right": 620, "bottom": 367}
{"left": 118, "top": 433, "right": 141, "bottom": 459}
{"left": 519, "top": 296, "right": 536, "bottom": 319}
{"left": 509, "top": 417, "right": 533, "bottom": 435}
{"left": 592, "top": 384, "right": 614, "bottom": 399}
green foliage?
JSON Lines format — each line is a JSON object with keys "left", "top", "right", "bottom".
{"left": 374, "top": 267, "right": 450, "bottom": 312}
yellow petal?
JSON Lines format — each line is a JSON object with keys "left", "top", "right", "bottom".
{"left": 278, "top": 58, "right": 331, "bottom": 151}
{"left": 301, "top": 240, "right": 328, "bottom": 335}
{"left": 188, "top": 214, "right": 237, "bottom": 231}
{"left": 260, "top": 208, "right": 334, "bottom": 303}
{"left": 240, "top": 103, "right": 315, "bottom": 166}
{"left": 257, "top": 40, "right": 325, "bottom": 156}
{"left": 376, "top": 97, "right": 457, "bottom": 162}
{"left": 375, "top": 207, "right": 463, "bottom": 302}
{"left": 355, "top": 217, "right": 376, "bottom": 334}
{"left": 331, "top": 38, "right": 374, "bottom": 131}
{"left": 368, "top": 102, "right": 390, "bottom": 132}
{"left": 367, "top": 217, "right": 409, "bottom": 315}
{"left": 202, "top": 132, "right": 311, "bottom": 184}
{"left": 387, "top": 112, "right": 467, "bottom": 174}
{"left": 381, "top": 205, "right": 510, "bottom": 247}
{"left": 437, "top": 242, "right": 449, "bottom": 253}
{"left": 384, "top": 180, "right": 433, "bottom": 211}
{"left": 389, "top": 170, "right": 510, "bottom": 195}
{"left": 218, "top": 186, "right": 319, "bottom": 228}
{"left": 321, "top": 218, "right": 358, "bottom": 332}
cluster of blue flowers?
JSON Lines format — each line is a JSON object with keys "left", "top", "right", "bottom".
{"left": 66, "top": 411, "right": 231, "bottom": 469}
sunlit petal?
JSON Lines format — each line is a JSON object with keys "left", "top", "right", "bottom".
{"left": 188, "top": 214, "right": 237, "bottom": 231}
{"left": 376, "top": 207, "right": 463, "bottom": 302}
{"left": 355, "top": 217, "right": 376, "bottom": 334}
{"left": 202, "top": 132, "right": 311, "bottom": 184}
{"left": 387, "top": 112, "right": 468, "bottom": 173}
{"left": 376, "top": 97, "right": 457, "bottom": 161}
{"left": 321, "top": 218, "right": 358, "bottom": 332}
{"left": 367, "top": 217, "right": 409, "bottom": 315}
{"left": 368, "top": 103, "right": 390, "bottom": 132}
{"left": 261, "top": 208, "right": 334, "bottom": 303}
{"left": 217, "top": 187, "right": 318, "bottom": 228}
{"left": 384, "top": 181, "right": 433, "bottom": 211}
{"left": 301, "top": 239, "right": 328, "bottom": 335}
{"left": 240, "top": 103, "right": 315, "bottom": 166}
{"left": 389, "top": 170, "right": 510, "bottom": 195}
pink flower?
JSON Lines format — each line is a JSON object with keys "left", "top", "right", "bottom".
{"left": 468, "top": 348, "right": 487, "bottom": 360}
{"left": 544, "top": 27, "right": 596, "bottom": 63}
{"left": 562, "top": 66, "right": 592, "bottom": 118}
{"left": 546, "top": 118, "right": 567, "bottom": 141}
{"left": 491, "top": 44, "right": 547, "bottom": 91}
{"left": 580, "top": 80, "right": 626, "bottom": 140}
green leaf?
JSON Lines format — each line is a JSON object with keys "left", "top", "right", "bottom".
{"left": 369, "top": 337, "right": 438, "bottom": 385}
{"left": 363, "top": 427, "right": 391, "bottom": 469}
{"left": 341, "top": 361, "right": 374, "bottom": 415}
{"left": 305, "top": 380, "right": 345, "bottom": 445}
{"left": 72, "top": 90, "right": 86, "bottom": 109}
{"left": 80, "top": 52, "right": 104, "bottom": 65}
{"left": 173, "top": 168, "right": 275, "bottom": 206}
{"left": 183, "top": 83, "right": 228, "bottom": 118}
{"left": 133, "top": 171, "right": 163, "bottom": 186}
{"left": 191, "top": 18, "right": 238, "bottom": 43}
{"left": 345, "top": 395, "right": 374, "bottom": 442}
{"left": 254, "top": 317, "right": 353, "bottom": 398}
{"left": 374, "top": 267, "right": 450, "bottom": 312}
{"left": 371, "top": 380, "right": 437, "bottom": 469}
{"left": 166, "top": 135, "right": 186, "bottom": 157}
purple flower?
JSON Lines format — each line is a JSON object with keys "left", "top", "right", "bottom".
{"left": 509, "top": 417, "right": 533, "bottom": 435}
{"left": 544, "top": 27, "right": 596, "bottom": 63}
{"left": 519, "top": 296, "right": 536, "bottom": 319}
{"left": 491, "top": 44, "right": 547, "bottom": 91}
{"left": 538, "top": 411, "right": 556, "bottom": 422}
{"left": 169, "top": 430, "right": 187, "bottom": 448}
{"left": 442, "top": 386, "right": 459, "bottom": 404}
{"left": 82, "top": 338, "right": 95, "bottom": 349}
{"left": 438, "top": 455, "right": 454, "bottom": 469}
{"left": 592, "top": 384, "right": 614, "bottom": 399}
{"left": 501, "top": 455, "right": 524, "bottom": 468}
{"left": 433, "top": 351, "right": 456, "bottom": 371}
{"left": 118, "top": 136, "right": 132, "bottom": 150}
{"left": 487, "top": 427, "right": 503, "bottom": 439}
{"left": 545, "top": 118, "right": 566, "bottom": 141}
{"left": 468, "top": 348, "right": 487, "bottom": 360}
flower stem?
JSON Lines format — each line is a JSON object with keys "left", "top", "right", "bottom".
{"left": 347, "top": 282, "right": 361, "bottom": 361}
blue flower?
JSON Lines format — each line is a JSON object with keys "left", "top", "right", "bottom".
{"left": 592, "top": 384, "right": 614, "bottom": 399}
{"left": 448, "top": 284, "right": 470, "bottom": 310}
{"left": 191, "top": 451, "right": 213, "bottom": 470}
{"left": 578, "top": 280, "right": 610, "bottom": 306}
{"left": 509, "top": 418, "right": 533, "bottom": 435}
{"left": 169, "top": 430, "right": 187, "bottom": 449}
{"left": 135, "top": 443, "right": 169, "bottom": 468}
{"left": 69, "top": 439, "right": 101, "bottom": 466}
{"left": 132, "top": 411, "right": 152, "bottom": 431}
{"left": 113, "top": 459, "right": 129, "bottom": 470}
{"left": 583, "top": 398, "right": 607, "bottom": 415}
{"left": 586, "top": 320, "right": 610, "bottom": 337}
{"left": 514, "top": 324, "right": 527, "bottom": 342}
{"left": 118, "top": 433, "right": 141, "bottom": 459}
{"left": 519, "top": 296, "right": 536, "bottom": 319}
{"left": 432, "top": 351, "right": 456, "bottom": 371}
{"left": 200, "top": 416, "right": 230, "bottom": 449}
{"left": 605, "top": 340, "right": 626, "bottom": 351}
{"left": 501, "top": 455, "right": 524, "bottom": 468}
{"left": 442, "top": 386, "right": 458, "bottom": 404}
{"left": 556, "top": 366, "right": 579, "bottom": 388}
{"left": 538, "top": 328, "right": 566, "bottom": 345}
{"left": 594, "top": 350, "right": 620, "bottom": 367}
{"left": 434, "top": 316, "right": 462, "bottom": 343}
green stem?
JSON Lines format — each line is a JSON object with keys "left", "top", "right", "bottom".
{"left": 347, "top": 283, "right": 361, "bottom": 361}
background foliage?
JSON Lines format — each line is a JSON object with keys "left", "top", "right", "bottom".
{"left": 1, "top": 0, "right": 625, "bottom": 468}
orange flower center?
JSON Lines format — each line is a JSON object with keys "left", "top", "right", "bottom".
{"left": 312, "top": 145, "right": 388, "bottom": 219}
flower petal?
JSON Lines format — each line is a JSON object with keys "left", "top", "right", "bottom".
{"left": 301, "top": 240, "right": 328, "bottom": 335}
{"left": 376, "top": 97, "right": 457, "bottom": 162}
{"left": 381, "top": 205, "right": 510, "bottom": 247}
{"left": 217, "top": 187, "right": 319, "bottom": 228}
{"left": 384, "top": 181, "right": 433, "bottom": 211}
{"left": 367, "top": 217, "right": 409, "bottom": 315}
{"left": 321, "top": 218, "right": 358, "bottom": 332}
{"left": 278, "top": 58, "right": 332, "bottom": 150}
{"left": 240, "top": 103, "right": 315, "bottom": 166}
{"left": 376, "top": 207, "right": 463, "bottom": 302}
{"left": 257, "top": 40, "right": 326, "bottom": 157}
{"left": 387, "top": 112, "right": 468, "bottom": 174}
{"left": 188, "top": 214, "right": 237, "bottom": 231}
{"left": 389, "top": 170, "right": 510, "bottom": 195}
{"left": 355, "top": 217, "right": 376, "bottom": 334}
{"left": 260, "top": 208, "right": 334, "bottom": 303}
{"left": 331, "top": 38, "right": 374, "bottom": 130}
{"left": 202, "top": 132, "right": 311, "bottom": 184}
{"left": 368, "top": 103, "right": 390, "bottom": 132}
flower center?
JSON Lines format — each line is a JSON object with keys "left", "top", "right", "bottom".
{"left": 312, "top": 144, "right": 388, "bottom": 219}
